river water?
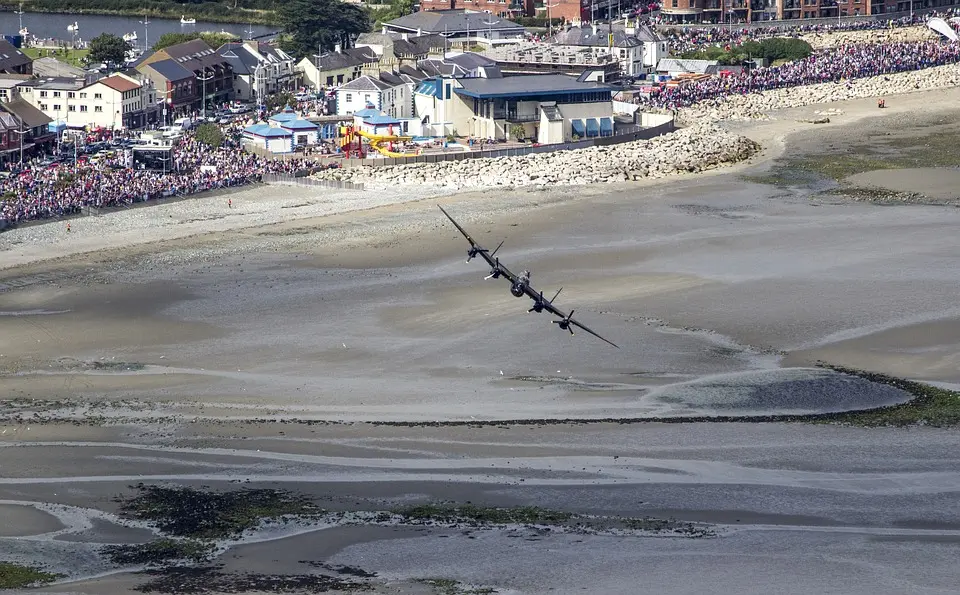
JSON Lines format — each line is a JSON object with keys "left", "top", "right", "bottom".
{"left": 0, "top": 11, "right": 275, "bottom": 51}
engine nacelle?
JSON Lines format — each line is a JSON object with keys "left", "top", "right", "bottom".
{"left": 511, "top": 283, "right": 525, "bottom": 297}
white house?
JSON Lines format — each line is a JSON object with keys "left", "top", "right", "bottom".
{"left": 22, "top": 73, "right": 152, "bottom": 130}
{"left": 413, "top": 68, "right": 614, "bottom": 144}
{"left": 217, "top": 41, "right": 298, "bottom": 104}
{"left": 242, "top": 123, "right": 293, "bottom": 153}
{"left": 298, "top": 46, "right": 379, "bottom": 91}
{"left": 547, "top": 21, "right": 668, "bottom": 77}
{"left": 336, "top": 74, "right": 416, "bottom": 118}
{"left": 268, "top": 107, "right": 321, "bottom": 146}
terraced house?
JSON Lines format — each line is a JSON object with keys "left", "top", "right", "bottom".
{"left": 137, "top": 39, "right": 233, "bottom": 113}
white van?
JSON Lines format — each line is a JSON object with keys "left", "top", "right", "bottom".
{"left": 173, "top": 117, "right": 195, "bottom": 131}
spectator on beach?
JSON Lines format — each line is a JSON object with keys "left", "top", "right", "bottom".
{"left": 639, "top": 40, "right": 960, "bottom": 110}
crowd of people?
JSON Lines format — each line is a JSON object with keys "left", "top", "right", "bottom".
{"left": 639, "top": 39, "right": 960, "bottom": 110}
{"left": 0, "top": 129, "right": 326, "bottom": 228}
{"left": 660, "top": 10, "right": 959, "bottom": 54}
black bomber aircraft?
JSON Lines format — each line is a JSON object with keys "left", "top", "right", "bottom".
{"left": 438, "top": 205, "right": 619, "bottom": 349}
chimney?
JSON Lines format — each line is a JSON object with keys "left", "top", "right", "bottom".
{"left": 417, "top": 28, "right": 423, "bottom": 36}
{"left": 402, "top": 32, "right": 409, "bottom": 40}
{"left": 335, "top": 43, "right": 342, "bottom": 53}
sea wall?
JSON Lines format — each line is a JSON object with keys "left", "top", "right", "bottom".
{"left": 675, "top": 62, "right": 960, "bottom": 124}
{"left": 312, "top": 123, "right": 761, "bottom": 190}
{"left": 799, "top": 25, "right": 938, "bottom": 49}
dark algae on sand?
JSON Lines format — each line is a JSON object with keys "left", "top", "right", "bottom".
{"left": 0, "top": 561, "right": 63, "bottom": 588}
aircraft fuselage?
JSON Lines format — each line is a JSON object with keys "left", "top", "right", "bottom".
{"left": 511, "top": 271, "right": 531, "bottom": 297}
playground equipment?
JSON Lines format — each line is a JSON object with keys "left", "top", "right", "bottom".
{"left": 338, "top": 125, "right": 421, "bottom": 158}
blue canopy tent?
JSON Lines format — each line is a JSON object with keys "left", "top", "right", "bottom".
{"left": 571, "top": 119, "right": 586, "bottom": 138}
{"left": 599, "top": 117, "right": 613, "bottom": 136}
{"left": 585, "top": 118, "right": 600, "bottom": 138}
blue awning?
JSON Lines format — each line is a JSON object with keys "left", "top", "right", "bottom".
{"left": 600, "top": 117, "right": 613, "bottom": 135}
{"left": 585, "top": 118, "right": 600, "bottom": 137}
{"left": 571, "top": 119, "right": 585, "bottom": 137}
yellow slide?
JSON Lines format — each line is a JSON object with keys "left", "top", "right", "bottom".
{"left": 354, "top": 128, "right": 419, "bottom": 158}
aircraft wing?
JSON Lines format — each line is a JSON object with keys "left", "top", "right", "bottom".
{"left": 438, "top": 205, "right": 520, "bottom": 283}
{"left": 543, "top": 298, "right": 620, "bottom": 349}
{"left": 568, "top": 316, "right": 620, "bottom": 349}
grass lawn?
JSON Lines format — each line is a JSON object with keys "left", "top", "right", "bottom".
{"left": 23, "top": 47, "right": 89, "bottom": 68}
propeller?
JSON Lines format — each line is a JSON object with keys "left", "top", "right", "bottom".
{"left": 528, "top": 291, "right": 545, "bottom": 313}
{"left": 553, "top": 309, "right": 575, "bottom": 335}
{"left": 467, "top": 240, "right": 503, "bottom": 264}
{"left": 485, "top": 257, "right": 502, "bottom": 280}
{"left": 529, "top": 288, "right": 561, "bottom": 313}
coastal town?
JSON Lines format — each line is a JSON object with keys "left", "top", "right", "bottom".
{"left": 0, "top": 3, "right": 958, "bottom": 227}
{"left": 5, "top": 1, "right": 960, "bottom": 594}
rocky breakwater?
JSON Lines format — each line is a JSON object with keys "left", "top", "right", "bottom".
{"left": 676, "top": 62, "right": 960, "bottom": 124}
{"left": 799, "top": 25, "right": 937, "bottom": 50}
{"left": 312, "top": 123, "right": 761, "bottom": 191}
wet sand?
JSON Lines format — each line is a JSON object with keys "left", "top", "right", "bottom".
{"left": 2, "top": 89, "right": 960, "bottom": 594}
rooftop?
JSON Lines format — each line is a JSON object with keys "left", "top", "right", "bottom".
{"left": 139, "top": 58, "right": 194, "bottom": 82}
{"left": 339, "top": 75, "right": 392, "bottom": 92}
{"left": 3, "top": 98, "right": 53, "bottom": 129}
{"left": 95, "top": 75, "right": 141, "bottom": 93}
{"left": 384, "top": 10, "right": 525, "bottom": 35}
{"left": 243, "top": 123, "right": 291, "bottom": 138}
{"left": 454, "top": 74, "right": 612, "bottom": 99}
{"left": 547, "top": 23, "right": 662, "bottom": 47}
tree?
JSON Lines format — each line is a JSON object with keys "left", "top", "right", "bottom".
{"left": 152, "top": 32, "right": 240, "bottom": 52}
{"left": 153, "top": 32, "right": 201, "bottom": 51}
{"left": 88, "top": 33, "right": 131, "bottom": 66}
{"left": 278, "top": 0, "right": 370, "bottom": 59}
{"left": 194, "top": 123, "right": 224, "bottom": 148}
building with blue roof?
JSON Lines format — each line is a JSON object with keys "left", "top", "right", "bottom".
{"left": 268, "top": 106, "right": 299, "bottom": 123}
{"left": 242, "top": 122, "right": 293, "bottom": 153}
{"left": 278, "top": 118, "right": 320, "bottom": 146}
{"left": 412, "top": 67, "right": 615, "bottom": 144}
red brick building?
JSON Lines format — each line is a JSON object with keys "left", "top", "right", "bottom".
{"left": 660, "top": 0, "right": 959, "bottom": 21}
{"left": 419, "top": 0, "right": 538, "bottom": 18}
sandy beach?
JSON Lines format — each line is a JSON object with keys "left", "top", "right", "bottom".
{"left": 2, "top": 86, "right": 960, "bottom": 594}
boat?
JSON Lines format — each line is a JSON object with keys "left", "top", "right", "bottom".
{"left": 16, "top": 4, "right": 28, "bottom": 38}
{"left": 122, "top": 32, "right": 137, "bottom": 43}
{"left": 180, "top": 15, "right": 196, "bottom": 25}
{"left": 67, "top": 21, "right": 79, "bottom": 32}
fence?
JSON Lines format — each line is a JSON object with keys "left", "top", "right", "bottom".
{"left": 660, "top": 5, "right": 945, "bottom": 29}
{"left": 335, "top": 119, "right": 676, "bottom": 169}
{"left": 261, "top": 174, "right": 365, "bottom": 190}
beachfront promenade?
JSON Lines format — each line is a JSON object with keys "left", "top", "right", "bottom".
{"left": 4, "top": 25, "right": 960, "bottom": 228}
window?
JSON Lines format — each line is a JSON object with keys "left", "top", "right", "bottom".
{"left": 39, "top": 90, "right": 47, "bottom": 98}
{"left": 80, "top": 105, "right": 87, "bottom": 112}
{"left": 68, "top": 105, "right": 75, "bottom": 112}
{"left": 672, "top": 0, "right": 677, "bottom": 6}
{"left": 94, "top": 93, "right": 102, "bottom": 99}
{"left": 80, "top": 92, "right": 87, "bottom": 99}
{"left": 68, "top": 92, "right": 75, "bottom": 98}
{"left": 326, "top": 76, "right": 334, "bottom": 85}
{"left": 53, "top": 91, "right": 60, "bottom": 97}
{"left": 345, "top": 93, "right": 353, "bottom": 101}
{"left": 53, "top": 104, "right": 61, "bottom": 111}
{"left": 39, "top": 103, "right": 47, "bottom": 110}
{"left": 94, "top": 106, "right": 103, "bottom": 112}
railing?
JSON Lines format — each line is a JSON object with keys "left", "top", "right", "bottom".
{"left": 334, "top": 120, "right": 676, "bottom": 169}
{"left": 261, "top": 173, "right": 364, "bottom": 190}
{"left": 659, "top": 5, "right": 945, "bottom": 27}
